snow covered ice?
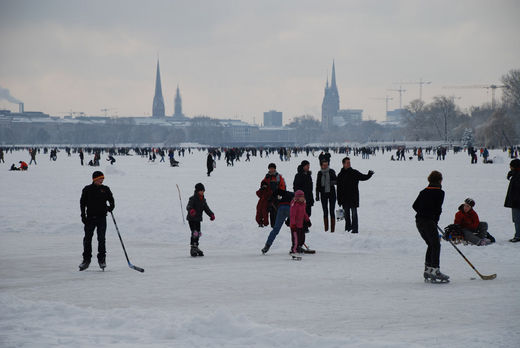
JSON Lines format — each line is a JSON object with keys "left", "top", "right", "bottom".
{"left": 1, "top": 149, "right": 519, "bottom": 347}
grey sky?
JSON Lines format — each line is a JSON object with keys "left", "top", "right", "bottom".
{"left": 0, "top": 0, "right": 518, "bottom": 123}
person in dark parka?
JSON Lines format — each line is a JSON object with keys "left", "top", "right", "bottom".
{"left": 207, "top": 152, "right": 215, "bottom": 177}
{"left": 336, "top": 157, "right": 374, "bottom": 234}
{"left": 79, "top": 171, "right": 115, "bottom": 271}
{"left": 293, "top": 160, "right": 314, "bottom": 229}
{"left": 412, "top": 170, "right": 449, "bottom": 282}
{"left": 505, "top": 158, "right": 520, "bottom": 242}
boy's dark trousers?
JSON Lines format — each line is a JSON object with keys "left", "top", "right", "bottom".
{"left": 415, "top": 217, "right": 440, "bottom": 268}
{"left": 83, "top": 216, "right": 107, "bottom": 262}
{"left": 189, "top": 221, "right": 201, "bottom": 246}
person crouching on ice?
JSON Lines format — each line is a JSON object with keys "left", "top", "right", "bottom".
{"left": 186, "top": 183, "right": 215, "bottom": 257}
{"left": 290, "top": 190, "right": 311, "bottom": 257}
{"left": 454, "top": 198, "right": 494, "bottom": 245}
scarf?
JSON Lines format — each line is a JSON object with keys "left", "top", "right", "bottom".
{"left": 321, "top": 168, "right": 330, "bottom": 193}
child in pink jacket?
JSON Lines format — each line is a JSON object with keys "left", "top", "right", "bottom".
{"left": 290, "top": 190, "right": 311, "bottom": 255}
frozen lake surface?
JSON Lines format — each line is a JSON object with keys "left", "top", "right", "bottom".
{"left": 1, "top": 149, "right": 519, "bottom": 347}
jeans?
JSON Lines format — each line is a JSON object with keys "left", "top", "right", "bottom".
{"left": 266, "top": 205, "right": 290, "bottom": 246}
{"left": 513, "top": 208, "right": 520, "bottom": 239}
{"left": 83, "top": 216, "right": 107, "bottom": 262}
{"left": 416, "top": 218, "right": 441, "bottom": 268}
{"left": 344, "top": 207, "right": 358, "bottom": 233}
{"left": 320, "top": 192, "right": 336, "bottom": 220}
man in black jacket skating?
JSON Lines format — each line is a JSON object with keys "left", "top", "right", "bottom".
{"left": 336, "top": 157, "right": 374, "bottom": 234}
{"left": 79, "top": 171, "right": 115, "bottom": 271}
{"left": 413, "top": 170, "right": 449, "bottom": 282}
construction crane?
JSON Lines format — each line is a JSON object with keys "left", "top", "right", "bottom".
{"left": 371, "top": 96, "right": 393, "bottom": 116}
{"left": 396, "top": 78, "right": 431, "bottom": 101}
{"left": 442, "top": 84, "right": 507, "bottom": 109}
{"left": 387, "top": 86, "right": 407, "bottom": 109}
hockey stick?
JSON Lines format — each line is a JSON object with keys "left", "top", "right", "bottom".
{"left": 176, "top": 184, "right": 186, "bottom": 225}
{"left": 303, "top": 243, "right": 316, "bottom": 253}
{"left": 110, "top": 212, "right": 145, "bottom": 273}
{"left": 437, "top": 225, "right": 495, "bottom": 280}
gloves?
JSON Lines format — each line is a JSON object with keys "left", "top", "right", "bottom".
{"left": 307, "top": 221, "right": 312, "bottom": 227}
{"left": 290, "top": 225, "right": 296, "bottom": 229}
{"left": 189, "top": 209, "right": 197, "bottom": 217}
{"left": 107, "top": 206, "right": 114, "bottom": 213}
{"left": 210, "top": 214, "right": 215, "bottom": 221}
{"left": 81, "top": 214, "right": 87, "bottom": 225}
{"left": 368, "top": 170, "right": 375, "bottom": 176}
{"left": 315, "top": 195, "right": 320, "bottom": 201}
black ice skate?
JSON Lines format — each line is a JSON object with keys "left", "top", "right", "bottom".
{"left": 261, "top": 244, "right": 270, "bottom": 255}
{"left": 190, "top": 246, "right": 204, "bottom": 257}
{"left": 425, "top": 267, "right": 450, "bottom": 283}
{"left": 79, "top": 260, "right": 90, "bottom": 271}
{"left": 98, "top": 257, "right": 106, "bottom": 271}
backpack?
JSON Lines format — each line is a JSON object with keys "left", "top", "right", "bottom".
{"left": 442, "top": 224, "right": 464, "bottom": 243}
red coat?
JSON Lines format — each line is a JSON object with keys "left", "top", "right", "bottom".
{"left": 290, "top": 199, "right": 310, "bottom": 228}
{"left": 454, "top": 209, "right": 480, "bottom": 231}
{"left": 256, "top": 186, "right": 272, "bottom": 227}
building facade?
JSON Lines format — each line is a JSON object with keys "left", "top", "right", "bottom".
{"left": 263, "top": 110, "right": 283, "bottom": 127}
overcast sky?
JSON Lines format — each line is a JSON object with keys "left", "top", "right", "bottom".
{"left": 0, "top": 0, "right": 518, "bottom": 123}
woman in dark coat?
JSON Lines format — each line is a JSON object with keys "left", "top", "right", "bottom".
{"left": 316, "top": 160, "right": 337, "bottom": 232}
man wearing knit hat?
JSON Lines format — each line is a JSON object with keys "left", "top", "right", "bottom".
{"left": 505, "top": 159, "right": 520, "bottom": 242}
{"left": 79, "top": 171, "right": 115, "bottom": 271}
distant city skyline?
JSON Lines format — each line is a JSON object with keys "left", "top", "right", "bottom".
{"left": 0, "top": 0, "right": 518, "bottom": 123}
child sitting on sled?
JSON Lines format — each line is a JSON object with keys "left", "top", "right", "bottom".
{"left": 454, "top": 198, "right": 495, "bottom": 245}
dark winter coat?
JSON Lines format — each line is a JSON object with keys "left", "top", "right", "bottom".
{"left": 316, "top": 168, "right": 337, "bottom": 199}
{"left": 207, "top": 154, "right": 214, "bottom": 171}
{"left": 277, "top": 189, "right": 295, "bottom": 206}
{"left": 186, "top": 192, "right": 214, "bottom": 222}
{"left": 293, "top": 165, "right": 314, "bottom": 206}
{"left": 336, "top": 167, "right": 373, "bottom": 208}
{"left": 412, "top": 185, "right": 445, "bottom": 223}
{"left": 80, "top": 183, "right": 115, "bottom": 218}
{"left": 504, "top": 169, "right": 520, "bottom": 208}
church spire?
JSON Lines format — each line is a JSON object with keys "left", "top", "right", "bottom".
{"left": 173, "top": 84, "right": 184, "bottom": 118}
{"left": 152, "top": 59, "right": 165, "bottom": 117}
{"left": 330, "top": 60, "right": 337, "bottom": 90}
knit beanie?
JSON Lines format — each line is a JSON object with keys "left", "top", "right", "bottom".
{"left": 92, "top": 171, "right": 104, "bottom": 181}
{"left": 295, "top": 190, "right": 305, "bottom": 198}
{"left": 195, "top": 183, "right": 205, "bottom": 192}
{"left": 464, "top": 198, "right": 475, "bottom": 207}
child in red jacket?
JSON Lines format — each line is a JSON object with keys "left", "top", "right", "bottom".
{"left": 454, "top": 198, "right": 492, "bottom": 245}
{"left": 290, "top": 190, "right": 311, "bottom": 256}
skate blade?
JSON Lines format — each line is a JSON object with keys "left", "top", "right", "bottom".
{"left": 424, "top": 278, "right": 450, "bottom": 283}
{"left": 291, "top": 256, "right": 302, "bottom": 261}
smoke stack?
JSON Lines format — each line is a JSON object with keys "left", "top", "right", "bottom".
{"left": 19, "top": 102, "right": 24, "bottom": 113}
